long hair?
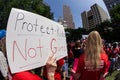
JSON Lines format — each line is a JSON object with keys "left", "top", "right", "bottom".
{"left": 85, "top": 31, "right": 102, "bottom": 69}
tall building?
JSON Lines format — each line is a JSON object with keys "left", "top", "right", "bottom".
{"left": 81, "top": 11, "right": 89, "bottom": 30}
{"left": 103, "top": 0, "right": 120, "bottom": 13}
{"left": 81, "top": 3, "right": 109, "bottom": 30}
{"left": 63, "top": 5, "right": 75, "bottom": 29}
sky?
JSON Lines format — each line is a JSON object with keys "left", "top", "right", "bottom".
{"left": 44, "top": 0, "right": 110, "bottom": 29}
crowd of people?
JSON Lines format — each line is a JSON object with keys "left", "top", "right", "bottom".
{"left": 67, "top": 31, "right": 120, "bottom": 80}
{"left": 0, "top": 29, "right": 120, "bottom": 80}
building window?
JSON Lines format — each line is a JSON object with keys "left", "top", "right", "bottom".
{"left": 88, "top": 16, "right": 93, "bottom": 20}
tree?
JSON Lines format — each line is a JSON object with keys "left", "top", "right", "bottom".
{"left": 110, "top": 4, "right": 120, "bottom": 41}
{"left": 87, "top": 20, "right": 113, "bottom": 42}
{"left": 110, "top": 4, "right": 120, "bottom": 26}
{"left": 0, "top": 0, "right": 53, "bottom": 29}
{"left": 65, "top": 28, "right": 87, "bottom": 42}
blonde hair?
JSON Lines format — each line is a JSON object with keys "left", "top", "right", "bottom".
{"left": 85, "top": 31, "right": 102, "bottom": 69}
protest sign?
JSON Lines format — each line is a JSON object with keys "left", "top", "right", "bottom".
{"left": 6, "top": 8, "right": 67, "bottom": 73}
{"left": 82, "top": 35, "right": 88, "bottom": 39}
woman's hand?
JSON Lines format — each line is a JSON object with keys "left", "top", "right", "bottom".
{"left": 46, "top": 54, "right": 57, "bottom": 80}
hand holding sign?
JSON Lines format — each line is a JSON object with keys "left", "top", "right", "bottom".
{"left": 6, "top": 8, "right": 67, "bottom": 73}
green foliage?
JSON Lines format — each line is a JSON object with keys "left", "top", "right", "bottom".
{"left": 87, "top": 20, "right": 114, "bottom": 42}
{"left": 65, "top": 28, "right": 87, "bottom": 42}
{"left": 105, "top": 71, "right": 120, "bottom": 80}
{"left": 110, "top": 4, "right": 120, "bottom": 23}
{"left": 0, "top": 0, "right": 53, "bottom": 29}
{"left": 109, "top": 4, "right": 120, "bottom": 42}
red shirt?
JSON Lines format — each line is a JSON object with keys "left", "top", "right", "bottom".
{"left": 76, "top": 52, "right": 109, "bottom": 80}
{"left": 12, "top": 71, "right": 42, "bottom": 80}
{"left": 111, "top": 48, "right": 119, "bottom": 58}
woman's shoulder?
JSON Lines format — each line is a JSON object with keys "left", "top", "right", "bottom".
{"left": 101, "top": 52, "right": 108, "bottom": 57}
{"left": 100, "top": 52, "right": 108, "bottom": 61}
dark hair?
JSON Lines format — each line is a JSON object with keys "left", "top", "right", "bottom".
{"left": 113, "top": 43, "right": 117, "bottom": 49}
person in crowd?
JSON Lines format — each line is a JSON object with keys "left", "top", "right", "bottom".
{"left": 0, "top": 47, "right": 9, "bottom": 80}
{"left": 0, "top": 29, "right": 60, "bottom": 80}
{"left": 104, "top": 43, "right": 112, "bottom": 60}
{"left": 102, "top": 42, "right": 112, "bottom": 76}
{"left": 74, "top": 31, "right": 109, "bottom": 80}
{"left": 61, "top": 57, "right": 68, "bottom": 80}
{"left": 70, "top": 40, "right": 83, "bottom": 80}
{"left": 118, "top": 42, "right": 120, "bottom": 54}
{"left": 117, "top": 42, "right": 120, "bottom": 71}
{"left": 3, "top": 37, "right": 58, "bottom": 80}
{"left": 109, "top": 42, "right": 119, "bottom": 73}
{"left": 12, "top": 53, "right": 57, "bottom": 80}
{"left": 72, "top": 40, "right": 83, "bottom": 59}
{"left": 0, "top": 30, "right": 11, "bottom": 80}
{"left": 67, "top": 42, "right": 74, "bottom": 67}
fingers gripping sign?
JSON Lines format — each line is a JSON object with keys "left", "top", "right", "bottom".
{"left": 46, "top": 53, "right": 57, "bottom": 73}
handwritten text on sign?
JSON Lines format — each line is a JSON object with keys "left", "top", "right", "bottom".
{"left": 6, "top": 8, "right": 67, "bottom": 73}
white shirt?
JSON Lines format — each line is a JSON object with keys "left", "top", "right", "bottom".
{"left": 0, "top": 51, "right": 8, "bottom": 78}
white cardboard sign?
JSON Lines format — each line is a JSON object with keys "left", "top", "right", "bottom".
{"left": 6, "top": 8, "right": 67, "bottom": 73}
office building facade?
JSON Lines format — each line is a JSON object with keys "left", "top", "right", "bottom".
{"left": 63, "top": 5, "right": 75, "bottom": 29}
{"left": 103, "top": 0, "right": 120, "bottom": 12}
{"left": 81, "top": 3, "right": 109, "bottom": 30}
